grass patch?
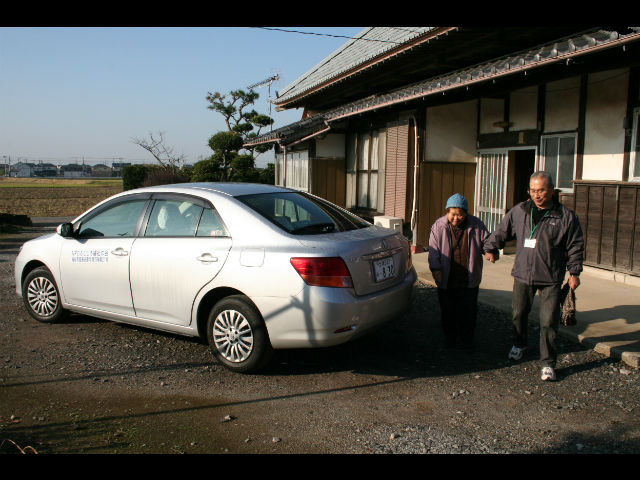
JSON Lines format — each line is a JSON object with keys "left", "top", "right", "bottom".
{"left": 0, "top": 180, "right": 123, "bottom": 217}
{"left": 0, "top": 177, "right": 122, "bottom": 188}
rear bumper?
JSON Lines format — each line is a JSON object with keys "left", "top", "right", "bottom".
{"left": 255, "top": 268, "right": 417, "bottom": 349}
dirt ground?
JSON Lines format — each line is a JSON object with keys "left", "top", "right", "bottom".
{"left": 1, "top": 225, "right": 639, "bottom": 455}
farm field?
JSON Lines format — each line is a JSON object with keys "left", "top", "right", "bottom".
{"left": 0, "top": 177, "right": 123, "bottom": 217}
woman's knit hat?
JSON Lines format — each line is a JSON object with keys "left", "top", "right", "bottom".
{"left": 446, "top": 193, "right": 468, "bottom": 211}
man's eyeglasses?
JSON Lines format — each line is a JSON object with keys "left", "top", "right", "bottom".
{"left": 529, "top": 189, "right": 548, "bottom": 195}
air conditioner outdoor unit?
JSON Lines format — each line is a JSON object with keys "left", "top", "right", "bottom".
{"left": 373, "top": 216, "right": 403, "bottom": 233}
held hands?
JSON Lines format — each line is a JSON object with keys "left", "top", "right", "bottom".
{"left": 484, "top": 251, "right": 500, "bottom": 263}
{"left": 568, "top": 275, "right": 580, "bottom": 290}
{"left": 432, "top": 270, "right": 443, "bottom": 287}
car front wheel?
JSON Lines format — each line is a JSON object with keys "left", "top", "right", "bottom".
{"left": 206, "top": 295, "right": 273, "bottom": 373}
{"left": 22, "top": 267, "right": 68, "bottom": 323}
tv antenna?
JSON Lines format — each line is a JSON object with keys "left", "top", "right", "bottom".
{"left": 247, "top": 73, "right": 280, "bottom": 130}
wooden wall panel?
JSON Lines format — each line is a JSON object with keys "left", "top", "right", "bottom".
{"left": 417, "top": 161, "right": 477, "bottom": 248}
{"left": 599, "top": 186, "right": 618, "bottom": 267}
{"left": 634, "top": 191, "right": 640, "bottom": 274}
{"left": 311, "top": 158, "right": 346, "bottom": 208}
{"left": 585, "top": 186, "right": 603, "bottom": 264}
{"left": 384, "top": 123, "right": 410, "bottom": 220}
{"left": 574, "top": 181, "right": 640, "bottom": 276}
{"left": 615, "top": 187, "right": 636, "bottom": 271}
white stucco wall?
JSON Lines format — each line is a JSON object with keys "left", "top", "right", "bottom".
{"left": 425, "top": 100, "right": 478, "bottom": 163}
{"left": 315, "top": 133, "right": 345, "bottom": 158}
{"left": 544, "top": 76, "right": 580, "bottom": 133}
{"left": 582, "top": 69, "right": 629, "bottom": 181}
{"left": 510, "top": 86, "right": 538, "bottom": 131}
{"left": 479, "top": 97, "right": 505, "bottom": 134}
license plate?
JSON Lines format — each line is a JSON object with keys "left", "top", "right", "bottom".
{"left": 373, "top": 257, "right": 395, "bottom": 282}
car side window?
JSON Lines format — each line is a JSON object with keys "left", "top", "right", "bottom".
{"left": 145, "top": 200, "right": 202, "bottom": 237}
{"left": 196, "top": 208, "right": 229, "bottom": 237}
{"left": 77, "top": 200, "right": 148, "bottom": 238}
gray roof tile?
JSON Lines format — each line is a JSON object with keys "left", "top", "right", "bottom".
{"left": 275, "top": 27, "right": 435, "bottom": 104}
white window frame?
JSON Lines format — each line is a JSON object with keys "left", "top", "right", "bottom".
{"left": 630, "top": 107, "right": 640, "bottom": 181}
{"left": 539, "top": 132, "right": 578, "bottom": 192}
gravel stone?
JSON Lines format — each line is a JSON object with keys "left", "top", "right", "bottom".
{"left": 1, "top": 227, "right": 639, "bottom": 453}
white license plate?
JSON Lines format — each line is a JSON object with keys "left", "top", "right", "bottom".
{"left": 373, "top": 257, "right": 395, "bottom": 282}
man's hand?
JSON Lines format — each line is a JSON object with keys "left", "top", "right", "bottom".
{"left": 485, "top": 251, "right": 499, "bottom": 263}
{"left": 568, "top": 275, "right": 580, "bottom": 290}
{"left": 432, "top": 270, "right": 443, "bottom": 287}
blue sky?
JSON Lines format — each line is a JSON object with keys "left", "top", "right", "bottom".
{"left": 0, "top": 27, "right": 364, "bottom": 168}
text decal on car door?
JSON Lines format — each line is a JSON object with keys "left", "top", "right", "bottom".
{"left": 71, "top": 249, "right": 109, "bottom": 263}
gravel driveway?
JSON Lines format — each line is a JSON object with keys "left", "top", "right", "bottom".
{"left": 1, "top": 226, "right": 639, "bottom": 454}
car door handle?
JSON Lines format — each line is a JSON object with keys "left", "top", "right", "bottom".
{"left": 197, "top": 253, "right": 218, "bottom": 263}
{"left": 111, "top": 248, "right": 129, "bottom": 256}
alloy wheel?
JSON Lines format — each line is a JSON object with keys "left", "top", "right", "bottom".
{"left": 212, "top": 309, "right": 254, "bottom": 363}
{"left": 26, "top": 276, "right": 59, "bottom": 318}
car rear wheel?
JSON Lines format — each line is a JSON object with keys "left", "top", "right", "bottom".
{"left": 206, "top": 295, "right": 273, "bottom": 373}
{"left": 22, "top": 267, "right": 68, "bottom": 323}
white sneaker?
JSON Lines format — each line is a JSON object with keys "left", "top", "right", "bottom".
{"left": 508, "top": 346, "right": 527, "bottom": 361}
{"left": 541, "top": 367, "right": 556, "bottom": 381}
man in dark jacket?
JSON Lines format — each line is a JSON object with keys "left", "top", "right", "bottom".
{"left": 484, "top": 171, "right": 584, "bottom": 381}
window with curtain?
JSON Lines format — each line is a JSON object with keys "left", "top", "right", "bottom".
{"left": 540, "top": 133, "right": 577, "bottom": 191}
{"left": 346, "top": 129, "right": 386, "bottom": 212}
{"left": 274, "top": 150, "right": 309, "bottom": 191}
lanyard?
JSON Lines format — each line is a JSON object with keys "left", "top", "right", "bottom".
{"left": 530, "top": 208, "right": 549, "bottom": 239}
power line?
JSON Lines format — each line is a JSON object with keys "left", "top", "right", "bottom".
{"left": 252, "top": 27, "right": 402, "bottom": 45}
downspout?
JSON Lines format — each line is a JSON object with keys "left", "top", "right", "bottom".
{"left": 409, "top": 116, "right": 421, "bottom": 253}
{"left": 282, "top": 144, "right": 287, "bottom": 188}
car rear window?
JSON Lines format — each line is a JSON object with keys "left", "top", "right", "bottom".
{"left": 237, "top": 192, "right": 370, "bottom": 234}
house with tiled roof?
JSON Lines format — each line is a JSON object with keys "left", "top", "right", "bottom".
{"left": 246, "top": 27, "right": 640, "bottom": 277}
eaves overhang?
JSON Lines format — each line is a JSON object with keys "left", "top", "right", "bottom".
{"left": 245, "top": 28, "right": 640, "bottom": 148}
{"left": 243, "top": 115, "right": 330, "bottom": 148}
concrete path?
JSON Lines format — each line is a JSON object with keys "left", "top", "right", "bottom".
{"left": 413, "top": 251, "right": 640, "bottom": 368}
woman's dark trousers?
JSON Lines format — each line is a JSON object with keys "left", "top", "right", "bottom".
{"left": 437, "top": 287, "right": 479, "bottom": 349}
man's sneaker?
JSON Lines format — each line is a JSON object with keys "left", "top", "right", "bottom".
{"left": 508, "top": 346, "right": 527, "bottom": 361}
{"left": 541, "top": 367, "right": 556, "bottom": 381}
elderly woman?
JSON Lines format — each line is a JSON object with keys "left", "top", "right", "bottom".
{"left": 428, "top": 194, "right": 490, "bottom": 351}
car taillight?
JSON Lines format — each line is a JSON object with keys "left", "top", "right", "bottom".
{"left": 290, "top": 257, "right": 353, "bottom": 288}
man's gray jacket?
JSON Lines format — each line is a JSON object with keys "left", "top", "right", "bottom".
{"left": 484, "top": 199, "right": 584, "bottom": 286}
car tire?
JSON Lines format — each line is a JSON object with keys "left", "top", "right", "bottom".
{"left": 22, "top": 267, "right": 68, "bottom": 323}
{"left": 206, "top": 295, "right": 273, "bottom": 373}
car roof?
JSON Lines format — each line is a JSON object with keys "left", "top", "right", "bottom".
{"left": 140, "top": 182, "right": 293, "bottom": 197}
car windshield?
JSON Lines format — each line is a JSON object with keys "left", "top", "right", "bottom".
{"left": 237, "top": 192, "right": 370, "bottom": 234}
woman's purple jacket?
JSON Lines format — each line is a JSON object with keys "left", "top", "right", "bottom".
{"left": 428, "top": 214, "right": 490, "bottom": 289}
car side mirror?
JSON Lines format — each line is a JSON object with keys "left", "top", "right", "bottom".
{"left": 57, "top": 222, "right": 74, "bottom": 238}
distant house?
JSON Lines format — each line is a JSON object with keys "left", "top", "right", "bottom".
{"left": 10, "top": 162, "right": 34, "bottom": 177}
{"left": 61, "top": 163, "right": 90, "bottom": 178}
{"left": 91, "top": 164, "right": 112, "bottom": 177}
{"left": 246, "top": 26, "right": 640, "bottom": 277}
{"left": 111, "top": 162, "right": 131, "bottom": 177}
{"left": 33, "top": 162, "right": 58, "bottom": 177}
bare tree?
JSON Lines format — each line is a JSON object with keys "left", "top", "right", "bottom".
{"left": 131, "top": 132, "right": 186, "bottom": 171}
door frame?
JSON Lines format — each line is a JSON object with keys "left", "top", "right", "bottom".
{"left": 475, "top": 146, "right": 538, "bottom": 232}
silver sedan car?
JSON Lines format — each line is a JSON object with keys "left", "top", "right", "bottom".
{"left": 15, "top": 183, "right": 416, "bottom": 372}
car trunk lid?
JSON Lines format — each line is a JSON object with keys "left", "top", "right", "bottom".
{"left": 297, "top": 226, "right": 411, "bottom": 296}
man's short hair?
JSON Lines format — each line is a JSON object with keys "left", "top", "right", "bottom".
{"left": 530, "top": 171, "right": 554, "bottom": 188}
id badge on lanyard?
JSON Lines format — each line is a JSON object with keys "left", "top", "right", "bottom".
{"left": 527, "top": 208, "right": 549, "bottom": 249}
